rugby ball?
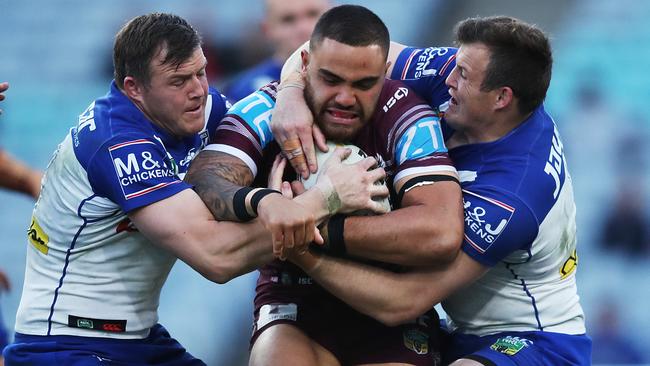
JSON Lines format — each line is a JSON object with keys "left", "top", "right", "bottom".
{"left": 300, "top": 141, "right": 391, "bottom": 213}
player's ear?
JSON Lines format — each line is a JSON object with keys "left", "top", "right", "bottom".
{"left": 300, "top": 50, "right": 310, "bottom": 72}
{"left": 122, "top": 76, "right": 144, "bottom": 104}
{"left": 384, "top": 61, "right": 392, "bottom": 76}
{"left": 494, "top": 86, "right": 514, "bottom": 111}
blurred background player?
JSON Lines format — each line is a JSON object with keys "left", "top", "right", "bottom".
{"left": 223, "top": 0, "right": 330, "bottom": 102}
{"left": 0, "top": 81, "right": 42, "bottom": 366}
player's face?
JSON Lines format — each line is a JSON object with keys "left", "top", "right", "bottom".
{"left": 264, "top": 0, "right": 330, "bottom": 59}
{"left": 303, "top": 38, "right": 388, "bottom": 142}
{"left": 137, "top": 47, "right": 209, "bottom": 137}
{"left": 444, "top": 43, "right": 496, "bottom": 132}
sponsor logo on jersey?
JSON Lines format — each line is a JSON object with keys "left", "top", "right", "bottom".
{"left": 68, "top": 315, "right": 126, "bottom": 333}
{"left": 560, "top": 249, "right": 578, "bottom": 279}
{"left": 229, "top": 91, "right": 274, "bottom": 148}
{"left": 382, "top": 87, "right": 409, "bottom": 112}
{"left": 490, "top": 336, "right": 533, "bottom": 355}
{"left": 413, "top": 47, "right": 452, "bottom": 79}
{"left": 109, "top": 139, "right": 179, "bottom": 200}
{"left": 256, "top": 303, "right": 298, "bottom": 331}
{"left": 396, "top": 116, "right": 445, "bottom": 165}
{"left": 462, "top": 190, "right": 515, "bottom": 253}
{"left": 544, "top": 126, "right": 565, "bottom": 199}
{"left": 179, "top": 147, "right": 198, "bottom": 167}
{"left": 403, "top": 329, "right": 429, "bottom": 355}
{"left": 28, "top": 216, "right": 49, "bottom": 255}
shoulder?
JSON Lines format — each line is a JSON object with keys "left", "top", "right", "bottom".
{"left": 460, "top": 184, "right": 539, "bottom": 265}
{"left": 391, "top": 46, "right": 457, "bottom": 81}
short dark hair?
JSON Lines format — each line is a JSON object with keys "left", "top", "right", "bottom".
{"left": 455, "top": 16, "right": 552, "bottom": 114}
{"left": 113, "top": 13, "right": 202, "bottom": 89}
{"left": 310, "top": 5, "right": 389, "bottom": 58}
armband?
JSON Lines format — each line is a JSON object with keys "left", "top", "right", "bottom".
{"left": 233, "top": 187, "right": 281, "bottom": 221}
{"left": 396, "top": 174, "right": 460, "bottom": 207}
{"left": 320, "top": 214, "right": 347, "bottom": 256}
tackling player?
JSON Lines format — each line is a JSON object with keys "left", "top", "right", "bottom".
{"left": 3, "top": 13, "right": 380, "bottom": 365}
{"left": 277, "top": 16, "right": 592, "bottom": 366}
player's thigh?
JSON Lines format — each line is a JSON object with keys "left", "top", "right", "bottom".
{"left": 249, "top": 323, "right": 340, "bottom": 366}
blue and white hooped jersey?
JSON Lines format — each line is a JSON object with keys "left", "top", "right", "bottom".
{"left": 15, "top": 81, "right": 228, "bottom": 339}
{"left": 392, "top": 47, "right": 586, "bottom": 336}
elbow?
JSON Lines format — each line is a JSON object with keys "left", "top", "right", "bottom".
{"left": 203, "top": 267, "right": 234, "bottom": 284}
{"left": 200, "top": 260, "right": 241, "bottom": 284}
{"left": 438, "top": 224, "right": 464, "bottom": 263}
{"left": 417, "top": 224, "right": 463, "bottom": 265}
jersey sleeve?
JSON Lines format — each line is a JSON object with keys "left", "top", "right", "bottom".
{"left": 460, "top": 186, "right": 539, "bottom": 266}
{"left": 85, "top": 135, "right": 191, "bottom": 213}
{"left": 390, "top": 46, "right": 457, "bottom": 112}
{"left": 205, "top": 88, "right": 232, "bottom": 136}
{"left": 204, "top": 83, "right": 278, "bottom": 177}
{"left": 380, "top": 81, "right": 456, "bottom": 185}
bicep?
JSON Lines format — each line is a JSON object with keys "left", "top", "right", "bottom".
{"left": 394, "top": 171, "right": 459, "bottom": 201}
{"left": 185, "top": 150, "right": 255, "bottom": 221}
{"left": 187, "top": 150, "right": 254, "bottom": 186}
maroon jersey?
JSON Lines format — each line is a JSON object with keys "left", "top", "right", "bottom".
{"left": 206, "top": 80, "right": 453, "bottom": 365}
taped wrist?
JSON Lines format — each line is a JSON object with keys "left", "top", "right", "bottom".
{"left": 233, "top": 187, "right": 281, "bottom": 221}
{"left": 324, "top": 214, "right": 347, "bottom": 256}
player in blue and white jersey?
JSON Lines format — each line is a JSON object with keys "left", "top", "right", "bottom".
{"left": 275, "top": 16, "right": 591, "bottom": 366}
{"left": 2, "top": 13, "right": 365, "bottom": 365}
{"left": 224, "top": 0, "right": 330, "bottom": 102}
{"left": 186, "top": 6, "right": 463, "bottom": 365}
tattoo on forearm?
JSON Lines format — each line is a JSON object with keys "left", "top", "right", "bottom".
{"left": 185, "top": 151, "right": 254, "bottom": 221}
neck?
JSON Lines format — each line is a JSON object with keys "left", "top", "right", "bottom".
{"left": 448, "top": 110, "right": 533, "bottom": 148}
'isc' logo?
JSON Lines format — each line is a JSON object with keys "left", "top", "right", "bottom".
{"left": 383, "top": 87, "right": 408, "bottom": 112}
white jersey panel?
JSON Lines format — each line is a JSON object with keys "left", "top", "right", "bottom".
{"left": 16, "top": 134, "right": 176, "bottom": 339}
{"left": 444, "top": 173, "right": 585, "bottom": 336}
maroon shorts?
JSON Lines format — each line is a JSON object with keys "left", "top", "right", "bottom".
{"left": 251, "top": 263, "right": 443, "bottom": 365}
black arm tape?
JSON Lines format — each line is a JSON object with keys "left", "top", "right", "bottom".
{"left": 233, "top": 187, "right": 256, "bottom": 222}
{"left": 325, "top": 214, "right": 347, "bottom": 256}
{"left": 250, "top": 189, "right": 281, "bottom": 216}
{"left": 396, "top": 174, "right": 460, "bottom": 206}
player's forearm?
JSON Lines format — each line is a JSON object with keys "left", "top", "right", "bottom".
{"left": 280, "top": 41, "right": 309, "bottom": 81}
{"left": 0, "top": 150, "right": 41, "bottom": 198}
{"left": 292, "top": 187, "right": 332, "bottom": 225}
{"left": 299, "top": 252, "right": 439, "bottom": 326}
{"left": 201, "top": 219, "right": 274, "bottom": 282}
{"left": 345, "top": 205, "right": 462, "bottom": 267}
{"left": 185, "top": 150, "right": 254, "bottom": 221}
{"left": 132, "top": 190, "right": 274, "bottom": 284}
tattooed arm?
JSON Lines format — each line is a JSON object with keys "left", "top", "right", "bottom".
{"left": 185, "top": 150, "right": 253, "bottom": 221}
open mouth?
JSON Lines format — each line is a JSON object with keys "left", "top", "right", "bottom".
{"left": 326, "top": 108, "right": 359, "bottom": 124}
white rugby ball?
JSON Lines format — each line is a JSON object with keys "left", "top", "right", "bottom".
{"left": 300, "top": 141, "right": 391, "bottom": 213}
